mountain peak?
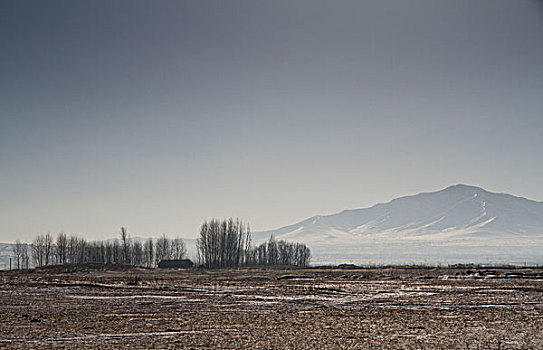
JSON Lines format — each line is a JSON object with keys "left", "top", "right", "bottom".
{"left": 255, "top": 184, "right": 543, "bottom": 242}
{"left": 443, "top": 184, "right": 484, "bottom": 192}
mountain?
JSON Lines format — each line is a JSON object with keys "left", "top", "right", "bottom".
{"left": 254, "top": 185, "right": 543, "bottom": 265}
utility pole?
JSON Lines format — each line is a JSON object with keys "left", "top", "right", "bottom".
{"left": 9, "top": 257, "right": 12, "bottom": 271}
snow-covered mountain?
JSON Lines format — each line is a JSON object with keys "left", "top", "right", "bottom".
{"left": 254, "top": 185, "right": 543, "bottom": 265}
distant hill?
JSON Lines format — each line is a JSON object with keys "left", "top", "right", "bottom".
{"left": 253, "top": 185, "right": 543, "bottom": 265}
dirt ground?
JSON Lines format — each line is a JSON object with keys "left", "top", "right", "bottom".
{"left": 1, "top": 265, "right": 543, "bottom": 349}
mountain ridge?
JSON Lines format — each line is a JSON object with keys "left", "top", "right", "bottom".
{"left": 254, "top": 184, "right": 543, "bottom": 243}
{"left": 252, "top": 184, "right": 543, "bottom": 265}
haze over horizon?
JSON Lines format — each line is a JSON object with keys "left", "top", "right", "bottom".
{"left": 1, "top": 1, "right": 542, "bottom": 242}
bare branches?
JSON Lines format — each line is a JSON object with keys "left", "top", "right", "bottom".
{"left": 196, "top": 218, "right": 250, "bottom": 268}
{"left": 120, "top": 227, "right": 130, "bottom": 264}
{"left": 12, "top": 240, "right": 23, "bottom": 270}
{"left": 196, "top": 219, "right": 311, "bottom": 268}
{"left": 248, "top": 236, "right": 311, "bottom": 267}
{"left": 56, "top": 232, "right": 67, "bottom": 264}
{"left": 144, "top": 238, "right": 154, "bottom": 268}
{"left": 155, "top": 234, "right": 171, "bottom": 265}
{"left": 171, "top": 237, "right": 187, "bottom": 260}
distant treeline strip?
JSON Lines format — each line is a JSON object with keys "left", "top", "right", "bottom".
{"left": 11, "top": 219, "right": 311, "bottom": 270}
{"left": 12, "top": 230, "right": 186, "bottom": 269}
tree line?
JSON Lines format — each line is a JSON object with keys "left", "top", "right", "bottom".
{"left": 196, "top": 218, "right": 311, "bottom": 268}
{"left": 11, "top": 228, "right": 186, "bottom": 269}
{"left": 11, "top": 219, "right": 311, "bottom": 269}
{"left": 196, "top": 218, "right": 252, "bottom": 268}
{"left": 246, "top": 236, "right": 311, "bottom": 267}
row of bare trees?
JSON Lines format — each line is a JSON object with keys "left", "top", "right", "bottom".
{"left": 247, "top": 236, "right": 311, "bottom": 267}
{"left": 12, "top": 240, "right": 30, "bottom": 270}
{"left": 196, "top": 218, "right": 251, "bottom": 268}
{"left": 11, "top": 229, "right": 186, "bottom": 269}
{"left": 196, "top": 219, "right": 311, "bottom": 268}
{"left": 11, "top": 220, "right": 311, "bottom": 269}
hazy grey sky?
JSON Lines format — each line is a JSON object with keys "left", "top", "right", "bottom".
{"left": 1, "top": 0, "right": 542, "bottom": 242}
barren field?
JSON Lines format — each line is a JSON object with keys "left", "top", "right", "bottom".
{"left": 1, "top": 265, "right": 543, "bottom": 349}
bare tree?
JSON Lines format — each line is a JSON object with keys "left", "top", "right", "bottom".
{"left": 267, "top": 235, "right": 278, "bottom": 265}
{"left": 56, "top": 232, "right": 68, "bottom": 264}
{"left": 32, "top": 234, "right": 45, "bottom": 267}
{"left": 99, "top": 241, "right": 106, "bottom": 263}
{"left": 171, "top": 237, "right": 186, "bottom": 260}
{"left": 120, "top": 227, "right": 130, "bottom": 264}
{"left": 67, "top": 235, "right": 78, "bottom": 264}
{"left": 112, "top": 239, "right": 121, "bottom": 264}
{"left": 155, "top": 234, "right": 171, "bottom": 265}
{"left": 143, "top": 238, "right": 154, "bottom": 268}
{"left": 76, "top": 237, "right": 87, "bottom": 264}
{"left": 12, "top": 240, "right": 24, "bottom": 270}
{"left": 104, "top": 241, "right": 114, "bottom": 264}
{"left": 43, "top": 233, "right": 53, "bottom": 266}
{"left": 132, "top": 240, "right": 143, "bottom": 266}
{"left": 21, "top": 243, "right": 29, "bottom": 269}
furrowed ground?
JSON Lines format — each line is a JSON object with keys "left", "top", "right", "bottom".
{"left": 1, "top": 266, "right": 543, "bottom": 349}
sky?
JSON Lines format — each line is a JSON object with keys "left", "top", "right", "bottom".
{"left": 1, "top": 0, "right": 542, "bottom": 242}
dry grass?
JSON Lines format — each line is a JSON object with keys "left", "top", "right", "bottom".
{"left": 1, "top": 266, "right": 542, "bottom": 349}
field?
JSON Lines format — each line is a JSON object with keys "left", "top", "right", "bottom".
{"left": 1, "top": 265, "right": 543, "bottom": 349}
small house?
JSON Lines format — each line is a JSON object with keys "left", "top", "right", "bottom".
{"left": 157, "top": 259, "right": 193, "bottom": 269}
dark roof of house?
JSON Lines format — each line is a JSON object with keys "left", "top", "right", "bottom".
{"left": 157, "top": 259, "right": 193, "bottom": 268}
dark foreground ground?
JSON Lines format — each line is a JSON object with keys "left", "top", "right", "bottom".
{"left": 1, "top": 265, "right": 543, "bottom": 349}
